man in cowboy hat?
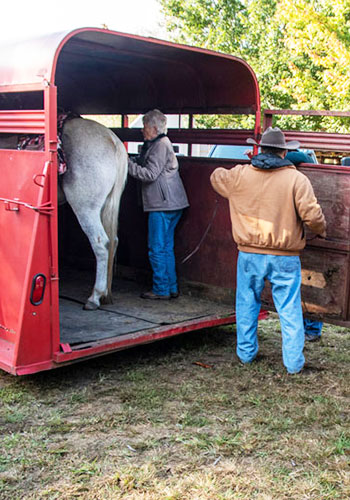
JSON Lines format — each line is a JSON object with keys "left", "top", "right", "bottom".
{"left": 210, "top": 127, "right": 326, "bottom": 374}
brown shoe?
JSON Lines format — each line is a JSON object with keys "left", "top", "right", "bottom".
{"left": 140, "top": 291, "right": 170, "bottom": 300}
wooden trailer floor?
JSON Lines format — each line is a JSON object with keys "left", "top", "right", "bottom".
{"left": 59, "top": 271, "right": 235, "bottom": 345}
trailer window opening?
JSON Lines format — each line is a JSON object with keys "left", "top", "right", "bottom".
{"left": 93, "top": 112, "right": 258, "bottom": 158}
{"left": 0, "top": 91, "right": 43, "bottom": 111}
{"left": 0, "top": 91, "right": 45, "bottom": 147}
{"left": 263, "top": 109, "right": 350, "bottom": 166}
{"left": 81, "top": 114, "right": 123, "bottom": 128}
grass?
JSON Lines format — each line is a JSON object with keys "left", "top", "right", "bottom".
{"left": 0, "top": 314, "right": 349, "bottom": 499}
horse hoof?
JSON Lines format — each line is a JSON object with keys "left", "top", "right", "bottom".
{"left": 83, "top": 300, "right": 99, "bottom": 311}
{"left": 100, "top": 295, "right": 114, "bottom": 305}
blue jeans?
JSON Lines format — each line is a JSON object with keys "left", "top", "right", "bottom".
{"left": 148, "top": 210, "right": 183, "bottom": 296}
{"left": 236, "top": 252, "right": 305, "bottom": 374}
{"left": 304, "top": 318, "right": 323, "bottom": 338}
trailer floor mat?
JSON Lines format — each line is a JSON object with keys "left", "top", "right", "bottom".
{"left": 59, "top": 298, "right": 157, "bottom": 345}
{"left": 59, "top": 270, "right": 234, "bottom": 344}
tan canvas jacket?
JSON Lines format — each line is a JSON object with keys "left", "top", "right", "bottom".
{"left": 210, "top": 163, "right": 326, "bottom": 256}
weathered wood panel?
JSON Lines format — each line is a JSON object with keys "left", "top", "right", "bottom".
{"left": 260, "top": 165, "right": 350, "bottom": 323}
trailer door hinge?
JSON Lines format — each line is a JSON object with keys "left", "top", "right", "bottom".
{"left": 50, "top": 268, "right": 59, "bottom": 281}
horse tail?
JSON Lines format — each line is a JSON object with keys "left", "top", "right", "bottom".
{"left": 101, "top": 134, "right": 128, "bottom": 302}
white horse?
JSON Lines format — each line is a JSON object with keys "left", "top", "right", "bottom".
{"left": 59, "top": 117, "right": 128, "bottom": 310}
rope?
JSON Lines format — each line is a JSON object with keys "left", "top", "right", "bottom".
{"left": 180, "top": 198, "right": 219, "bottom": 264}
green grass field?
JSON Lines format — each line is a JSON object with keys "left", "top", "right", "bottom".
{"left": 0, "top": 314, "right": 349, "bottom": 499}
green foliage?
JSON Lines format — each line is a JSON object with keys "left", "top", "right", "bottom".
{"left": 160, "top": 0, "right": 247, "bottom": 52}
{"left": 159, "top": 0, "right": 350, "bottom": 132}
{"left": 194, "top": 114, "right": 255, "bottom": 129}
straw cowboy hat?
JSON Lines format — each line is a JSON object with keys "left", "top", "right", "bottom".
{"left": 247, "top": 127, "right": 300, "bottom": 150}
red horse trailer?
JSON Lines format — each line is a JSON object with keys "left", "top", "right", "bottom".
{"left": 0, "top": 28, "right": 349, "bottom": 375}
{"left": 0, "top": 28, "right": 265, "bottom": 375}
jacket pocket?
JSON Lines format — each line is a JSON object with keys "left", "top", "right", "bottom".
{"left": 158, "top": 178, "right": 169, "bottom": 201}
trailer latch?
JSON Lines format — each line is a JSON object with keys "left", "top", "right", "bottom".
{"left": 0, "top": 197, "right": 54, "bottom": 215}
{"left": 4, "top": 199, "right": 20, "bottom": 211}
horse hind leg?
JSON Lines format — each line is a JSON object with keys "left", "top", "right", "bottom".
{"left": 100, "top": 233, "right": 119, "bottom": 306}
{"left": 71, "top": 209, "right": 111, "bottom": 310}
{"left": 100, "top": 150, "right": 127, "bottom": 303}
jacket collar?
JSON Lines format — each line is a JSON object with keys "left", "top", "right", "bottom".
{"left": 251, "top": 153, "right": 293, "bottom": 170}
{"left": 139, "top": 134, "right": 167, "bottom": 164}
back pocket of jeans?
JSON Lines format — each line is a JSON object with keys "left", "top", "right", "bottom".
{"left": 278, "top": 256, "right": 299, "bottom": 273}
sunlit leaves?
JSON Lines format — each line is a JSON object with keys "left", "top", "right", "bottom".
{"left": 276, "top": 0, "right": 350, "bottom": 122}
{"left": 159, "top": 0, "right": 350, "bottom": 131}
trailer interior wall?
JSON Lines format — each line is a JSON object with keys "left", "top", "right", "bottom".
{"left": 62, "top": 153, "right": 350, "bottom": 325}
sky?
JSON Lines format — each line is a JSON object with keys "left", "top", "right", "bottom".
{"left": 0, "top": 0, "right": 168, "bottom": 44}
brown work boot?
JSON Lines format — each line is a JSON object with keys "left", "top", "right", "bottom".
{"left": 140, "top": 291, "right": 170, "bottom": 300}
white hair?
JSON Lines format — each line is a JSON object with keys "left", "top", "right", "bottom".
{"left": 143, "top": 109, "right": 167, "bottom": 135}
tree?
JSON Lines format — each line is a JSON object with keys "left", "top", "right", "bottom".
{"left": 275, "top": 0, "right": 350, "bottom": 131}
{"left": 159, "top": 0, "right": 350, "bottom": 131}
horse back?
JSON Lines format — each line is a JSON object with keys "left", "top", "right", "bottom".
{"left": 62, "top": 117, "right": 124, "bottom": 160}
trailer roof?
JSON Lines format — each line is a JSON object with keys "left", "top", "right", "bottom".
{"left": 0, "top": 28, "right": 260, "bottom": 115}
